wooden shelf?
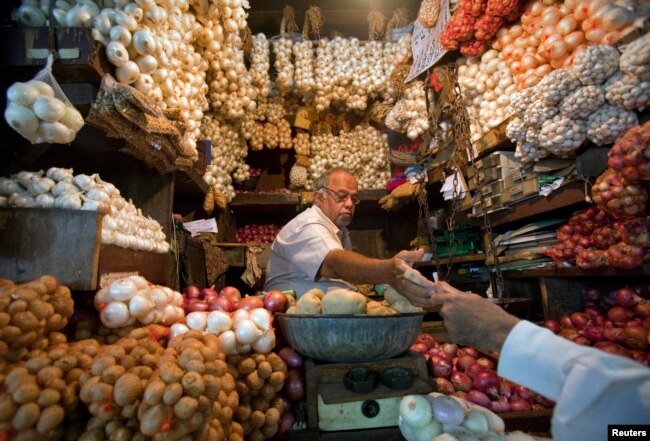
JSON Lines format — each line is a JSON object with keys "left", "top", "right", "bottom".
{"left": 472, "top": 117, "right": 514, "bottom": 160}
{"left": 174, "top": 166, "right": 209, "bottom": 199}
{"left": 415, "top": 253, "right": 486, "bottom": 267}
{"left": 231, "top": 191, "right": 300, "bottom": 206}
{"left": 482, "top": 181, "right": 587, "bottom": 228}
{"left": 502, "top": 266, "right": 650, "bottom": 278}
{"left": 230, "top": 189, "right": 389, "bottom": 207}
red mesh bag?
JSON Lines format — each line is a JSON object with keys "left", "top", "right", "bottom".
{"left": 474, "top": 14, "right": 505, "bottom": 41}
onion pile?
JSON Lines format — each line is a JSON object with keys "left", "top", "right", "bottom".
{"left": 236, "top": 223, "right": 282, "bottom": 244}
{"left": 547, "top": 205, "right": 650, "bottom": 270}
{"left": 544, "top": 285, "right": 650, "bottom": 364}
{"left": 94, "top": 276, "right": 184, "bottom": 329}
{"left": 410, "top": 333, "right": 554, "bottom": 414}
{"left": 399, "top": 391, "right": 518, "bottom": 441}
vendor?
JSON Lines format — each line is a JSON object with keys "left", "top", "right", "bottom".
{"left": 264, "top": 167, "right": 440, "bottom": 308}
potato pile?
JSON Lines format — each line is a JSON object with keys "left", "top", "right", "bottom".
{"left": 227, "top": 353, "right": 287, "bottom": 441}
{"left": 0, "top": 276, "right": 74, "bottom": 362}
{"left": 78, "top": 325, "right": 168, "bottom": 430}
{"left": 287, "top": 287, "right": 423, "bottom": 315}
{"left": 74, "top": 316, "right": 139, "bottom": 345}
{"left": 137, "top": 330, "right": 237, "bottom": 440}
{"left": 0, "top": 338, "right": 103, "bottom": 441}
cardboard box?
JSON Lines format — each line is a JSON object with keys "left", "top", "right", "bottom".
{"left": 478, "top": 179, "right": 504, "bottom": 197}
{"left": 475, "top": 151, "right": 520, "bottom": 171}
{"left": 502, "top": 177, "right": 540, "bottom": 204}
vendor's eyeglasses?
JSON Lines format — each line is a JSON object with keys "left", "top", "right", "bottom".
{"left": 321, "top": 187, "right": 361, "bottom": 205}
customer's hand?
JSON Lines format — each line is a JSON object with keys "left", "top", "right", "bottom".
{"left": 430, "top": 281, "right": 521, "bottom": 353}
{"left": 391, "top": 249, "right": 442, "bottom": 308}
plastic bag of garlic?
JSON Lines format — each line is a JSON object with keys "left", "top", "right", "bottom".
{"left": 5, "top": 54, "right": 84, "bottom": 145}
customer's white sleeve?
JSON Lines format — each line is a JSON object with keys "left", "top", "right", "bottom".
{"left": 499, "top": 320, "right": 650, "bottom": 441}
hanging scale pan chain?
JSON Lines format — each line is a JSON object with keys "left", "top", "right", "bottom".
{"left": 450, "top": 64, "right": 507, "bottom": 298}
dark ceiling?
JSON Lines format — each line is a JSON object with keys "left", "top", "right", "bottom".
{"left": 246, "top": 0, "right": 421, "bottom": 40}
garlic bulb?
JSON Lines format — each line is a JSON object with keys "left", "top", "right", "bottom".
{"left": 250, "top": 33, "right": 272, "bottom": 101}
{"left": 559, "top": 85, "right": 606, "bottom": 119}
{"left": 570, "top": 44, "right": 620, "bottom": 86}
{"left": 586, "top": 104, "right": 638, "bottom": 146}
{"left": 293, "top": 39, "right": 315, "bottom": 95}
{"left": 523, "top": 101, "right": 558, "bottom": 128}
{"left": 536, "top": 68, "right": 580, "bottom": 105}
{"left": 619, "top": 33, "right": 650, "bottom": 81}
{"left": 273, "top": 37, "right": 294, "bottom": 95}
{"left": 604, "top": 71, "right": 650, "bottom": 111}
{"left": 540, "top": 116, "right": 587, "bottom": 156}
{"left": 506, "top": 117, "right": 527, "bottom": 142}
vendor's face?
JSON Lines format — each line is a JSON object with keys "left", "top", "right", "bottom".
{"left": 317, "top": 171, "right": 358, "bottom": 228}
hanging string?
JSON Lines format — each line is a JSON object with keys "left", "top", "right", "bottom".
{"left": 367, "top": 11, "right": 386, "bottom": 41}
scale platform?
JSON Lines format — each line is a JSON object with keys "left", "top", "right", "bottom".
{"left": 304, "top": 353, "right": 434, "bottom": 431}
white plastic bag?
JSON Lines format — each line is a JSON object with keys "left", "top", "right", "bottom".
{"left": 4, "top": 53, "right": 84, "bottom": 144}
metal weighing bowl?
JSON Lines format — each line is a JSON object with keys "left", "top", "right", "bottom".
{"left": 275, "top": 312, "right": 425, "bottom": 363}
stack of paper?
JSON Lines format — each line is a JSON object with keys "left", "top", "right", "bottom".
{"left": 491, "top": 219, "right": 565, "bottom": 269}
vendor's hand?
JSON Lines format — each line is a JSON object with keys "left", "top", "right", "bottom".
{"left": 430, "top": 281, "right": 520, "bottom": 353}
{"left": 391, "top": 249, "right": 442, "bottom": 308}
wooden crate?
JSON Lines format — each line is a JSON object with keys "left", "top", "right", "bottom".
{"left": 539, "top": 277, "right": 587, "bottom": 321}
{"left": 0, "top": 208, "right": 173, "bottom": 290}
{"left": 0, "top": 208, "right": 101, "bottom": 290}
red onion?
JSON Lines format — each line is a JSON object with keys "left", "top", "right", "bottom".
{"left": 603, "top": 326, "right": 623, "bottom": 343}
{"left": 635, "top": 302, "right": 650, "bottom": 319}
{"left": 450, "top": 371, "right": 472, "bottom": 392}
{"left": 434, "top": 377, "right": 456, "bottom": 395}
{"left": 491, "top": 398, "right": 511, "bottom": 413}
{"left": 186, "top": 299, "right": 208, "bottom": 312}
{"left": 284, "top": 369, "right": 305, "bottom": 401}
{"left": 570, "top": 312, "right": 590, "bottom": 329}
{"left": 415, "top": 333, "right": 438, "bottom": 349}
{"left": 499, "top": 379, "right": 513, "bottom": 398}
{"left": 427, "top": 355, "right": 452, "bottom": 379}
{"left": 460, "top": 346, "right": 479, "bottom": 358}
{"left": 621, "top": 326, "right": 649, "bottom": 350}
{"left": 278, "top": 347, "right": 303, "bottom": 369}
{"left": 595, "top": 341, "right": 632, "bottom": 358}
{"left": 466, "top": 363, "right": 485, "bottom": 379}
{"left": 466, "top": 390, "right": 492, "bottom": 409}
{"left": 608, "top": 306, "right": 635, "bottom": 326}
{"left": 544, "top": 319, "right": 561, "bottom": 334}
{"left": 616, "top": 287, "right": 643, "bottom": 308}
{"left": 573, "top": 336, "right": 591, "bottom": 346}
{"left": 454, "top": 355, "right": 477, "bottom": 373}
{"left": 263, "top": 290, "right": 288, "bottom": 313}
{"left": 472, "top": 370, "right": 499, "bottom": 398}
{"left": 476, "top": 357, "right": 495, "bottom": 371}
{"left": 643, "top": 317, "right": 650, "bottom": 330}
{"left": 629, "top": 350, "right": 649, "bottom": 366}
{"left": 410, "top": 343, "right": 429, "bottom": 354}
{"left": 429, "top": 348, "right": 453, "bottom": 364}
{"left": 513, "top": 385, "right": 534, "bottom": 401}
{"left": 535, "top": 394, "right": 555, "bottom": 408}
{"left": 509, "top": 396, "right": 532, "bottom": 412}
{"left": 583, "top": 325, "right": 604, "bottom": 343}
{"left": 453, "top": 390, "right": 467, "bottom": 400}
{"left": 237, "top": 295, "right": 264, "bottom": 311}
{"left": 208, "top": 296, "right": 237, "bottom": 312}
{"left": 220, "top": 286, "right": 242, "bottom": 303}
{"left": 183, "top": 285, "right": 201, "bottom": 299}
{"left": 200, "top": 286, "right": 218, "bottom": 301}
{"left": 441, "top": 343, "right": 458, "bottom": 358}
{"left": 277, "top": 411, "right": 295, "bottom": 435}
{"left": 559, "top": 315, "right": 574, "bottom": 328}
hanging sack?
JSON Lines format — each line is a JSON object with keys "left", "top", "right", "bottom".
{"left": 5, "top": 53, "right": 84, "bottom": 144}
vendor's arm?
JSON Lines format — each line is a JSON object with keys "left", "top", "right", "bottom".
{"left": 319, "top": 248, "right": 440, "bottom": 308}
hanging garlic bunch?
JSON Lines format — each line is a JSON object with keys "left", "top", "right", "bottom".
{"left": 278, "top": 118, "right": 293, "bottom": 149}
{"left": 250, "top": 33, "right": 272, "bottom": 102}
{"left": 293, "top": 39, "right": 315, "bottom": 95}
{"left": 314, "top": 39, "right": 335, "bottom": 112}
{"left": 293, "top": 131, "right": 310, "bottom": 156}
{"left": 309, "top": 125, "right": 390, "bottom": 190}
{"left": 344, "top": 39, "right": 369, "bottom": 110}
{"left": 330, "top": 37, "right": 354, "bottom": 106}
{"left": 200, "top": 114, "right": 247, "bottom": 201}
{"left": 365, "top": 40, "right": 391, "bottom": 97}
{"left": 403, "top": 80, "right": 430, "bottom": 140}
{"left": 273, "top": 37, "right": 294, "bottom": 95}
{"left": 392, "top": 33, "right": 412, "bottom": 66}
{"left": 232, "top": 163, "right": 251, "bottom": 184}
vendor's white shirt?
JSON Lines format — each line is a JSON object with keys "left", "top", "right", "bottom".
{"left": 499, "top": 320, "right": 650, "bottom": 441}
{"left": 264, "top": 205, "right": 356, "bottom": 297}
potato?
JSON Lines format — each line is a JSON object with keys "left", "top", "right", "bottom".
{"left": 295, "top": 292, "right": 322, "bottom": 314}
{"left": 366, "top": 300, "right": 398, "bottom": 315}
{"left": 321, "top": 289, "right": 367, "bottom": 315}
